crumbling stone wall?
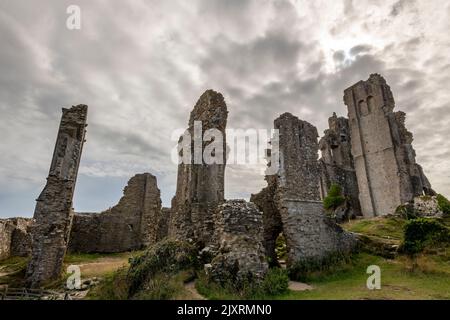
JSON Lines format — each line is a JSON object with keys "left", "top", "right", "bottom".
{"left": 250, "top": 175, "right": 282, "bottom": 266}
{"left": 26, "top": 105, "right": 88, "bottom": 288}
{"left": 0, "top": 218, "right": 33, "bottom": 260}
{"left": 69, "top": 173, "right": 162, "bottom": 253}
{"left": 252, "top": 113, "right": 356, "bottom": 267}
{"left": 205, "top": 200, "right": 268, "bottom": 285}
{"left": 0, "top": 220, "right": 15, "bottom": 260}
{"left": 319, "top": 113, "right": 361, "bottom": 218}
{"left": 344, "top": 74, "right": 434, "bottom": 217}
{"left": 169, "top": 90, "right": 228, "bottom": 247}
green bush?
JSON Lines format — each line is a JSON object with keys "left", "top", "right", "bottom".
{"left": 87, "top": 268, "right": 129, "bottom": 300}
{"left": 196, "top": 268, "right": 289, "bottom": 299}
{"left": 260, "top": 268, "right": 289, "bottom": 296}
{"left": 402, "top": 218, "right": 450, "bottom": 255}
{"left": 323, "top": 184, "right": 345, "bottom": 210}
{"left": 275, "top": 233, "right": 287, "bottom": 261}
{"left": 127, "top": 239, "right": 198, "bottom": 297}
{"left": 395, "top": 203, "right": 417, "bottom": 220}
{"left": 437, "top": 194, "right": 450, "bottom": 215}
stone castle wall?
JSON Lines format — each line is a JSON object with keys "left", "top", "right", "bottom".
{"left": 69, "top": 173, "right": 163, "bottom": 253}
{"left": 319, "top": 113, "right": 361, "bottom": 218}
{"left": 252, "top": 113, "right": 356, "bottom": 267}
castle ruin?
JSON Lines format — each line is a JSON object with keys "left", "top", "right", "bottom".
{"left": 344, "top": 74, "right": 434, "bottom": 217}
{"left": 0, "top": 74, "right": 440, "bottom": 289}
{"left": 169, "top": 90, "right": 228, "bottom": 247}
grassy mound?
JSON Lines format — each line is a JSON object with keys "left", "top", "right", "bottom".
{"left": 87, "top": 239, "right": 198, "bottom": 300}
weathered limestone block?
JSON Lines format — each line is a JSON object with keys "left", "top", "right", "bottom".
{"left": 69, "top": 173, "right": 162, "bottom": 253}
{"left": 344, "top": 74, "right": 434, "bottom": 217}
{"left": 169, "top": 90, "right": 228, "bottom": 247}
{"left": 412, "top": 195, "right": 444, "bottom": 218}
{"left": 26, "top": 104, "right": 88, "bottom": 288}
{"left": 206, "top": 200, "right": 268, "bottom": 285}
{"left": 253, "top": 113, "right": 357, "bottom": 267}
{"left": 319, "top": 113, "right": 361, "bottom": 218}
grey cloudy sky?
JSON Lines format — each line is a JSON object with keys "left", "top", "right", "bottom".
{"left": 0, "top": 0, "right": 449, "bottom": 218}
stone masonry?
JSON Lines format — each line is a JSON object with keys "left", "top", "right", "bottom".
{"left": 169, "top": 90, "right": 228, "bottom": 247}
{"left": 68, "top": 173, "right": 162, "bottom": 253}
{"left": 26, "top": 105, "right": 88, "bottom": 288}
{"left": 205, "top": 200, "right": 268, "bottom": 285}
{"left": 252, "top": 113, "right": 356, "bottom": 267}
{"left": 319, "top": 113, "right": 361, "bottom": 218}
{"left": 0, "top": 218, "right": 30, "bottom": 260}
{"left": 344, "top": 74, "right": 434, "bottom": 217}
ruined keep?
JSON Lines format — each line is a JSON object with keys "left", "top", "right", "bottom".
{"left": 169, "top": 90, "right": 228, "bottom": 247}
{"left": 252, "top": 113, "right": 356, "bottom": 267}
{"left": 26, "top": 105, "right": 88, "bottom": 288}
{"left": 344, "top": 74, "right": 434, "bottom": 217}
{"left": 319, "top": 113, "right": 361, "bottom": 219}
{"left": 69, "top": 173, "right": 163, "bottom": 253}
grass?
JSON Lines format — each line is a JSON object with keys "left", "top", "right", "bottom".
{"left": 343, "top": 216, "right": 406, "bottom": 241}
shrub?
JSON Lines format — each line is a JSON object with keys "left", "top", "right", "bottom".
{"left": 260, "top": 268, "right": 289, "bottom": 296}
{"left": 87, "top": 268, "right": 129, "bottom": 300}
{"left": 395, "top": 203, "right": 417, "bottom": 220}
{"left": 437, "top": 194, "right": 450, "bottom": 215}
{"left": 275, "top": 233, "right": 287, "bottom": 262}
{"left": 323, "top": 184, "right": 345, "bottom": 210}
{"left": 402, "top": 218, "right": 450, "bottom": 255}
{"left": 196, "top": 268, "right": 289, "bottom": 299}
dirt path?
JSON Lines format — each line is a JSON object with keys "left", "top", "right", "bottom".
{"left": 288, "top": 281, "right": 313, "bottom": 291}
{"left": 184, "top": 281, "right": 206, "bottom": 300}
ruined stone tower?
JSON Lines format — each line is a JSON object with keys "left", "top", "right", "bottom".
{"left": 344, "top": 74, "right": 434, "bottom": 217}
{"left": 319, "top": 113, "right": 361, "bottom": 217}
{"left": 169, "top": 90, "right": 228, "bottom": 247}
{"left": 26, "top": 105, "right": 88, "bottom": 287}
{"left": 253, "top": 113, "right": 356, "bottom": 267}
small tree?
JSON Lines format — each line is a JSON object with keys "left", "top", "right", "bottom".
{"left": 323, "top": 183, "right": 345, "bottom": 211}
{"left": 437, "top": 194, "right": 450, "bottom": 215}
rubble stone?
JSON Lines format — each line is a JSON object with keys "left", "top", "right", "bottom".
{"left": 206, "top": 200, "right": 268, "bottom": 285}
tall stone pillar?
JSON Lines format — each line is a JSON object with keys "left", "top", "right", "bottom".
{"left": 169, "top": 90, "right": 228, "bottom": 247}
{"left": 26, "top": 105, "right": 88, "bottom": 287}
{"left": 344, "top": 74, "right": 434, "bottom": 217}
